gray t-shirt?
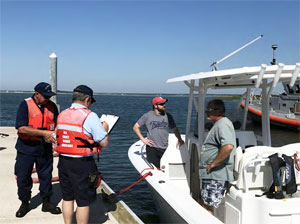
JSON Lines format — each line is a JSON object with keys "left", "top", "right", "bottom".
{"left": 137, "top": 111, "right": 176, "bottom": 149}
{"left": 199, "top": 117, "right": 236, "bottom": 182}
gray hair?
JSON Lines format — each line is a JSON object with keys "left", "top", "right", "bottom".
{"left": 72, "top": 91, "right": 89, "bottom": 102}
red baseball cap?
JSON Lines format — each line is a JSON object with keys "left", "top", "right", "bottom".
{"left": 152, "top": 96, "right": 168, "bottom": 105}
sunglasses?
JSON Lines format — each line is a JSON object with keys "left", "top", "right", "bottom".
{"left": 157, "top": 103, "right": 166, "bottom": 106}
{"left": 205, "top": 108, "right": 217, "bottom": 112}
{"left": 40, "top": 93, "right": 51, "bottom": 99}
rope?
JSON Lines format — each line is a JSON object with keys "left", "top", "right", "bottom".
{"left": 117, "top": 171, "right": 152, "bottom": 195}
{"left": 294, "top": 153, "right": 300, "bottom": 171}
{"left": 140, "top": 167, "right": 161, "bottom": 175}
{"left": 111, "top": 167, "right": 162, "bottom": 196}
{"left": 101, "top": 168, "right": 163, "bottom": 201}
{"left": 101, "top": 160, "right": 165, "bottom": 202}
{"left": 140, "top": 168, "right": 154, "bottom": 175}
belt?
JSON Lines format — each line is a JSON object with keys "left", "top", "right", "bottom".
{"left": 59, "top": 155, "right": 94, "bottom": 161}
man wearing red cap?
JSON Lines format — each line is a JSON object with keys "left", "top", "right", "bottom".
{"left": 133, "top": 96, "right": 184, "bottom": 168}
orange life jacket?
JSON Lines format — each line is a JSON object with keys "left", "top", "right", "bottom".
{"left": 55, "top": 108, "right": 102, "bottom": 156}
{"left": 18, "top": 97, "right": 56, "bottom": 141}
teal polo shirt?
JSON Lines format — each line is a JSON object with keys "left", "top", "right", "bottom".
{"left": 199, "top": 117, "right": 236, "bottom": 182}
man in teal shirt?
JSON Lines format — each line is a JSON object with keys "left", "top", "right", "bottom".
{"left": 199, "top": 99, "right": 236, "bottom": 214}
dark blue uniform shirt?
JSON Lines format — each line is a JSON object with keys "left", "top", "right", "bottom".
{"left": 15, "top": 96, "right": 59, "bottom": 156}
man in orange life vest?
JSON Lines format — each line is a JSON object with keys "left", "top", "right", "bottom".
{"left": 15, "top": 82, "right": 61, "bottom": 218}
{"left": 56, "top": 85, "right": 109, "bottom": 224}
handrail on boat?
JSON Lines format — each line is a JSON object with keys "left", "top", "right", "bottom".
{"left": 140, "top": 144, "right": 154, "bottom": 169}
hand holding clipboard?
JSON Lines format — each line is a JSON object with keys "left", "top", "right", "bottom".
{"left": 100, "top": 114, "right": 120, "bottom": 134}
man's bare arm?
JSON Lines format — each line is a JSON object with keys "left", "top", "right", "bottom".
{"left": 206, "top": 144, "right": 234, "bottom": 173}
{"left": 133, "top": 122, "right": 153, "bottom": 146}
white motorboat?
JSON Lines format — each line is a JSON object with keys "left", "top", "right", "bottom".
{"left": 129, "top": 63, "right": 300, "bottom": 224}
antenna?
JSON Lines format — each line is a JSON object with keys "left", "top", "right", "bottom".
{"left": 211, "top": 35, "right": 263, "bottom": 71}
{"left": 270, "top": 44, "right": 278, "bottom": 65}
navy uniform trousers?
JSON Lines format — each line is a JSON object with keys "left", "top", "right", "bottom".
{"left": 14, "top": 151, "right": 53, "bottom": 201}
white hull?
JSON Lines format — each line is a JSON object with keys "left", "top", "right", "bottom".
{"left": 147, "top": 183, "right": 186, "bottom": 223}
{"left": 128, "top": 137, "right": 221, "bottom": 224}
{"left": 129, "top": 135, "right": 300, "bottom": 224}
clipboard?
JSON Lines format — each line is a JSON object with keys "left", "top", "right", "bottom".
{"left": 99, "top": 114, "right": 120, "bottom": 134}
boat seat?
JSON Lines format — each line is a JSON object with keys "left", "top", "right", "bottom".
{"left": 234, "top": 143, "right": 300, "bottom": 192}
{"left": 233, "top": 146, "right": 243, "bottom": 180}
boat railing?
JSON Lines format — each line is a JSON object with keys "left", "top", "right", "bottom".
{"left": 140, "top": 143, "right": 154, "bottom": 169}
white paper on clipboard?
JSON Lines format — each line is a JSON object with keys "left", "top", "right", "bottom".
{"left": 99, "top": 114, "right": 120, "bottom": 134}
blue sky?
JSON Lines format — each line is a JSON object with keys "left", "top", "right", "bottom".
{"left": 1, "top": 0, "right": 299, "bottom": 94}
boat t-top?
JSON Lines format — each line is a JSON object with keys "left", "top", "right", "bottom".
{"left": 128, "top": 37, "right": 300, "bottom": 224}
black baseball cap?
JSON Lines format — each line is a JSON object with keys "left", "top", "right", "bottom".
{"left": 34, "top": 82, "right": 56, "bottom": 97}
{"left": 73, "top": 85, "right": 96, "bottom": 103}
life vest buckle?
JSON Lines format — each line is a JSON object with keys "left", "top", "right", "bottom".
{"left": 75, "top": 137, "right": 99, "bottom": 151}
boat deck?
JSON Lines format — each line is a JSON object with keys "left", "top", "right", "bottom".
{"left": 0, "top": 127, "right": 142, "bottom": 224}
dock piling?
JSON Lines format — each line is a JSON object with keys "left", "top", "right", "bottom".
{"left": 49, "top": 53, "right": 58, "bottom": 106}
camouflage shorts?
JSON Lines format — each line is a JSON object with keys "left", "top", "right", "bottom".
{"left": 201, "top": 179, "right": 228, "bottom": 208}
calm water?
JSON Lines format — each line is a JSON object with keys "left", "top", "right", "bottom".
{"left": 0, "top": 93, "right": 299, "bottom": 223}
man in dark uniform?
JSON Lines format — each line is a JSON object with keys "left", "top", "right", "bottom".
{"left": 14, "top": 82, "right": 61, "bottom": 218}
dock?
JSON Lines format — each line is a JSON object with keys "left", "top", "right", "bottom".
{"left": 0, "top": 127, "right": 143, "bottom": 224}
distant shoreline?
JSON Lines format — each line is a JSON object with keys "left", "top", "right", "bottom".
{"left": 0, "top": 90, "right": 188, "bottom": 96}
{"left": 0, "top": 90, "right": 242, "bottom": 99}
